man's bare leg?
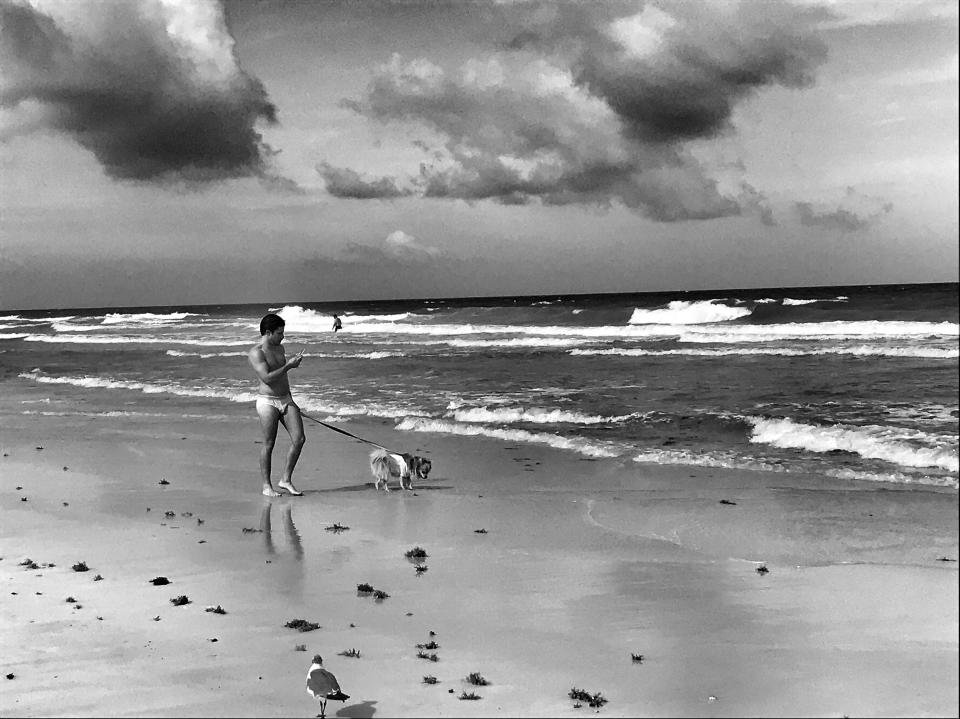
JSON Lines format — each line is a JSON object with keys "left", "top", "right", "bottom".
{"left": 257, "top": 403, "right": 282, "bottom": 497}
{"left": 277, "top": 405, "right": 305, "bottom": 496}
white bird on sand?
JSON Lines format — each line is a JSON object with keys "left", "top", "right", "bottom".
{"left": 306, "top": 654, "right": 349, "bottom": 718}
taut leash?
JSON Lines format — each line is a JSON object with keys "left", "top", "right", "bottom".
{"left": 300, "top": 412, "right": 398, "bottom": 454}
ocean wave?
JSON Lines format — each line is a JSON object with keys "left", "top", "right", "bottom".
{"left": 632, "top": 449, "right": 784, "bottom": 472}
{"left": 825, "top": 468, "right": 958, "bottom": 489}
{"left": 166, "top": 350, "right": 249, "bottom": 359}
{"left": 395, "top": 417, "right": 621, "bottom": 458}
{"left": 447, "top": 406, "right": 642, "bottom": 425}
{"left": 748, "top": 416, "right": 959, "bottom": 472}
{"left": 19, "top": 371, "right": 260, "bottom": 404}
{"left": 782, "top": 298, "right": 819, "bottom": 306}
{"left": 271, "top": 304, "right": 416, "bottom": 330}
{"left": 570, "top": 345, "right": 959, "bottom": 359}
{"left": 0, "top": 333, "right": 28, "bottom": 340}
{"left": 165, "top": 349, "right": 405, "bottom": 360}
{"left": 628, "top": 300, "right": 752, "bottom": 325}
{"left": 22, "top": 335, "right": 250, "bottom": 346}
{"left": 446, "top": 337, "right": 594, "bottom": 348}
{"left": 101, "top": 311, "right": 200, "bottom": 325}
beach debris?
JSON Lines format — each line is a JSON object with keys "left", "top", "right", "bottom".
{"left": 285, "top": 618, "right": 321, "bottom": 632}
{"left": 465, "top": 672, "right": 489, "bottom": 686}
{"left": 338, "top": 648, "right": 361, "bottom": 658}
{"left": 71, "top": 561, "right": 89, "bottom": 572}
{"left": 756, "top": 565, "right": 770, "bottom": 575}
{"left": 208, "top": 638, "right": 218, "bottom": 643}
{"left": 36, "top": 446, "right": 43, "bottom": 451}
{"left": 295, "top": 644, "right": 307, "bottom": 652}
{"left": 181, "top": 512, "right": 193, "bottom": 518}
{"left": 16, "top": 486, "right": 22, "bottom": 490}
{"left": 631, "top": 653, "right": 644, "bottom": 663}
{"left": 356, "top": 583, "right": 374, "bottom": 594}
{"left": 20, "top": 497, "right": 27, "bottom": 502}
{"left": 158, "top": 478, "right": 169, "bottom": 485}
{"left": 573, "top": 702, "right": 582, "bottom": 709}
{"left": 936, "top": 556, "right": 956, "bottom": 562}
{"left": 473, "top": 528, "right": 488, "bottom": 534}
{"left": 423, "top": 675, "right": 438, "bottom": 684}
{"left": 414, "top": 564, "right": 428, "bottom": 574}
{"left": 170, "top": 595, "right": 190, "bottom": 606}
{"left": 349, "top": 623, "right": 356, "bottom": 628}
{"left": 153, "top": 616, "right": 161, "bottom": 621}
{"left": 429, "top": 630, "right": 437, "bottom": 637}
{"left": 417, "top": 651, "right": 439, "bottom": 662}
{"left": 325, "top": 523, "right": 350, "bottom": 533}
{"left": 6, "top": 673, "right": 14, "bottom": 680}
{"left": 416, "top": 641, "right": 440, "bottom": 650}
{"left": 459, "top": 691, "right": 481, "bottom": 700}
{"left": 198, "top": 540, "right": 206, "bottom": 544}
{"left": 63, "top": 502, "right": 69, "bottom": 507}
{"left": 149, "top": 577, "right": 171, "bottom": 586}
{"left": 65, "top": 596, "right": 77, "bottom": 603}
{"left": 242, "top": 527, "right": 263, "bottom": 534}
{"left": 306, "top": 655, "right": 349, "bottom": 719}
{"left": 372, "top": 590, "right": 390, "bottom": 601}
{"left": 569, "top": 687, "right": 608, "bottom": 708}
{"left": 718, "top": 499, "right": 737, "bottom": 505}
{"left": 406, "top": 612, "right": 413, "bottom": 616}
{"left": 164, "top": 511, "right": 176, "bottom": 518}
{"left": 404, "top": 546, "right": 428, "bottom": 559}
{"left": 205, "top": 605, "right": 227, "bottom": 615}
{"left": 19, "top": 558, "right": 39, "bottom": 570}
{"left": 708, "top": 695, "right": 718, "bottom": 702}
{"left": 197, "top": 518, "right": 204, "bottom": 525}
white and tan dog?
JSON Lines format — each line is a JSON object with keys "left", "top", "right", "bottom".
{"left": 369, "top": 448, "right": 432, "bottom": 491}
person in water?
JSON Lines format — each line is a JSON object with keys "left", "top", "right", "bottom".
{"left": 248, "top": 313, "right": 306, "bottom": 497}
{"left": 332, "top": 314, "right": 342, "bottom": 333}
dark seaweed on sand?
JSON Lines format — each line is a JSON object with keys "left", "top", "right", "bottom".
{"left": 170, "top": 595, "right": 190, "bottom": 606}
{"left": 569, "top": 687, "right": 608, "bottom": 707}
{"left": 417, "top": 651, "right": 439, "bottom": 662}
{"left": 414, "top": 564, "right": 428, "bottom": 574}
{"left": 372, "top": 589, "right": 390, "bottom": 600}
{"left": 150, "top": 576, "right": 171, "bottom": 585}
{"left": 416, "top": 641, "right": 439, "bottom": 650}
{"left": 93, "top": 574, "right": 104, "bottom": 581}
{"left": 756, "top": 565, "right": 770, "bottom": 575}
{"left": 19, "top": 558, "right": 39, "bottom": 570}
{"left": 356, "top": 583, "right": 374, "bottom": 593}
{"left": 631, "top": 653, "right": 644, "bottom": 663}
{"left": 158, "top": 478, "right": 170, "bottom": 485}
{"left": 404, "top": 547, "right": 428, "bottom": 559}
{"left": 423, "top": 675, "right": 438, "bottom": 684}
{"left": 325, "top": 523, "right": 350, "bottom": 533}
{"left": 459, "top": 691, "right": 481, "bottom": 700}
{"left": 719, "top": 499, "right": 737, "bottom": 505}
{"left": 473, "top": 528, "right": 488, "bottom": 533}
{"left": 72, "top": 561, "right": 89, "bottom": 572}
{"left": 242, "top": 527, "right": 263, "bottom": 534}
{"left": 466, "top": 672, "right": 489, "bottom": 686}
{"left": 338, "top": 648, "right": 361, "bottom": 658}
{"left": 285, "top": 618, "right": 321, "bottom": 632}
{"left": 205, "top": 605, "right": 227, "bottom": 615}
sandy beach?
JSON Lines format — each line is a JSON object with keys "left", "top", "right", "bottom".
{"left": 2, "top": 384, "right": 958, "bottom": 718}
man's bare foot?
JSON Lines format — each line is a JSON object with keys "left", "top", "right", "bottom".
{"left": 277, "top": 480, "right": 303, "bottom": 496}
{"left": 262, "top": 486, "right": 281, "bottom": 497}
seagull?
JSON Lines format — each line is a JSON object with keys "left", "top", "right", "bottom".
{"left": 306, "top": 654, "right": 349, "bottom": 718}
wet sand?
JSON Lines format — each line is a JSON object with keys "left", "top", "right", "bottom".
{"left": 1, "top": 394, "right": 957, "bottom": 717}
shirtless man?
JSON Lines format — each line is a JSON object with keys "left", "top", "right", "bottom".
{"left": 248, "top": 313, "right": 306, "bottom": 497}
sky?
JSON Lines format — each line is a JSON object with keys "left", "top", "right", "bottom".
{"left": 0, "top": 0, "right": 957, "bottom": 310}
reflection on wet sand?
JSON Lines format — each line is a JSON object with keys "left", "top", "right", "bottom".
{"left": 260, "top": 499, "right": 304, "bottom": 560}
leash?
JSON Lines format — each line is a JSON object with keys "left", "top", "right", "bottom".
{"left": 300, "top": 412, "right": 398, "bottom": 454}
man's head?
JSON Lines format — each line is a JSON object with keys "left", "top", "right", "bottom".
{"left": 260, "top": 313, "right": 285, "bottom": 337}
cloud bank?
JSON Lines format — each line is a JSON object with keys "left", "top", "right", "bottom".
{"left": 0, "top": 0, "right": 277, "bottom": 181}
{"left": 324, "top": 0, "right": 829, "bottom": 221}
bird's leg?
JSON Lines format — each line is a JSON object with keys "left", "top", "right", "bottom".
{"left": 319, "top": 698, "right": 327, "bottom": 718}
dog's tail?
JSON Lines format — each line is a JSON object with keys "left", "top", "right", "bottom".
{"left": 369, "top": 448, "right": 391, "bottom": 481}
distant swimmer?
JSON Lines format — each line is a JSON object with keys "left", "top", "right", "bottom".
{"left": 248, "top": 313, "right": 306, "bottom": 497}
{"left": 332, "top": 314, "right": 342, "bottom": 333}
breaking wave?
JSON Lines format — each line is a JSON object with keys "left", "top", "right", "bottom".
{"left": 628, "top": 300, "right": 752, "bottom": 324}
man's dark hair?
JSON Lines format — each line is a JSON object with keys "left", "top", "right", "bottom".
{"left": 260, "top": 313, "right": 285, "bottom": 336}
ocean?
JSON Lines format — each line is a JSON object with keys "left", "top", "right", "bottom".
{"left": 2, "top": 282, "right": 957, "bottom": 490}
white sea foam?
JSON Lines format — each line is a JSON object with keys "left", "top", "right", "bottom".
{"left": 101, "top": 312, "right": 198, "bottom": 325}
{"left": 826, "top": 468, "right": 957, "bottom": 489}
{"left": 395, "top": 417, "right": 621, "bottom": 458}
{"left": 23, "top": 335, "right": 250, "bottom": 346}
{"left": 165, "top": 349, "right": 404, "bottom": 360}
{"left": 19, "top": 371, "right": 259, "bottom": 403}
{"left": 448, "top": 406, "right": 642, "bottom": 425}
{"left": 632, "top": 449, "right": 784, "bottom": 472}
{"left": 571, "top": 345, "right": 959, "bottom": 359}
{"left": 446, "top": 337, "right": 593, "bottom": 348}
{"left": 166, "top": 350, "right": 248, "bottom": 359}
{"left": 628, "top": 300, "right": 752, "bottom": 324}
{"left": 748, "top": 417, "right": 959, "bottom": 472}
{"left": 0, "top": 333, "right": 28, "bottom": 340}
{"left": 271, "top": 305, "right": 415, "bottom": 331}
{"left": 782, "top": 298, "right": 819, "bottom": 306}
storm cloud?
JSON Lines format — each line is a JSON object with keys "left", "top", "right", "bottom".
{"left": 0, "top": 0, "right": 277, "bottom": 181}
{"left": 327, "top": 0, "right": 828, "bottom": 221}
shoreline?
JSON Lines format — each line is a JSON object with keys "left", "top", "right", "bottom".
{"left": 2, "top": 390, "right": 958, "bottom": 717}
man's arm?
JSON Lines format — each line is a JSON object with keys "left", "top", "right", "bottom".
{"left": 248, "top": 347, "right": 302, "bottom": 383}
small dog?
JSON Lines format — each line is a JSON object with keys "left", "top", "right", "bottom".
{"left": 369, "top": 448, "right": 432, "bottom": 491}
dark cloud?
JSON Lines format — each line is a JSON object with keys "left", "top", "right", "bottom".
{"left": 326, "top": 0, "right": 829, "bottom": 222}
{"left": 0, "top": 0, "right": 277, "bottom": 182}
{"left": 317, "top": 161, "right": 410, "bottom": 199}
{"left": 795, "top": 199, "right": 892, "bottom": 232}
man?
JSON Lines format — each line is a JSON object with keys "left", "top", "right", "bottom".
{"left": 248, "top": 313, "right": 306, "bottom": 497}
{"left": 332, "top": 314, "right": 342, "bottom": 333}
